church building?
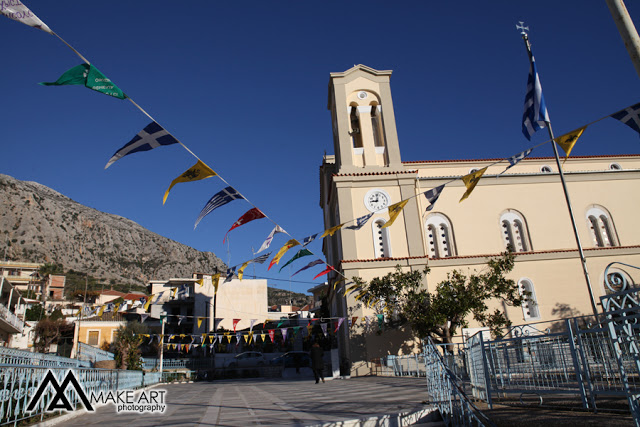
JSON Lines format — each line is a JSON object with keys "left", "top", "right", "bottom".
{"left": 319, "top": 65, "right": 640, "bottom": 376}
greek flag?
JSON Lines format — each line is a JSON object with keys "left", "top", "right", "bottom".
{"left": 423, "top": 185, "right": 445, "bottom": 212}
{"left": 302, "top": 234, "right": 318, "bottom": 246}
{"left": 346, "top": 213, "right": 374, "bottom": 230}
{"left": 105, "top": 122, "right": 179, "bottom": 169}
{"left": 522, "top": 56, "right": 549, "bottom": 140}
{"left": 224, "top": 267, "right": 236, "bottom": 283}
{"left": 611, "top": 102, "right": 640, "bottom": 135}
{"left": 253, "top": 252, "right": 271, "bottom": 264}
{"left": 194, "top": 186, "right": 243, "bottom": 229}
{"left": 499, "top": 148, "right": 534, "bottom": 176}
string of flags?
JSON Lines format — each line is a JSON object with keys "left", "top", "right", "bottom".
{"left": 130, "top": 314, "right": 388, "bottom": 351}
{"left": 4, "top": 3, "right": 640, "bottom": 299}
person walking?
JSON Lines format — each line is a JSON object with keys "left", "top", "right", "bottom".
{"left": 310, "top": 341, "right": 325, "bottom": 384}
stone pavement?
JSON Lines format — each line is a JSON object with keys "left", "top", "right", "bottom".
{"left": 49, "top": 376, "right": 441, "bottom": 426}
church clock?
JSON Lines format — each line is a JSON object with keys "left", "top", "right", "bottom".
{"left": 364, "top": 189, "right": 390, "bottom": 212}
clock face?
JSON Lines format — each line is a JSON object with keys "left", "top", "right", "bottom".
{"left": 364, "top": 189, "right": 390, "bottom": 212}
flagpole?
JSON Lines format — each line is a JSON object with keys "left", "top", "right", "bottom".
{"left": 519, "top": 27, "right": 599, "bottom": 319}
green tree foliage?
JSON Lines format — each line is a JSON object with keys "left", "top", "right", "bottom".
{"left": 112, "top": 321, "right": 148, "bottom": 370}
{"left": 351, "top": 252, "right": 526, "bottom": 350}
{"left": 38, "top": 262, "right": 64, "bottom": 277}
{"left": 24, "top": 304, "right": 46, "bottom": 321}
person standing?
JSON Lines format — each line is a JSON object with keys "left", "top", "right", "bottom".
{"left": 310, "top": 341, "right": 325, "bottom": 384}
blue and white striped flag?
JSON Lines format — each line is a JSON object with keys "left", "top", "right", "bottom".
{"left": 522, "top": 56, "right": 549, "bottom": 140}
{"left": 346, "top": 213, "right": 374, "bottom": 230}
{"left": 194, "top": 186, "right": 243, "bottom": 229}
{"left": 252, "top": 252, "right": 271, "bottom": 264}
{"left": 499, "top": 148, "right": 534, "bottom": 176}
{"left": 224, "top": 266, "right": 236, "bottom": 283}
{"left": 302, "top": 234, "right": 318, "bottom": 246}
{"left": 423, "top": 185, "right": 445, "bottom": 212}
{"left": 611, "top": 102, "right": 640, "bottom": 136}
{"left": 105, "top": 122, "right": 179, "bottom": 169}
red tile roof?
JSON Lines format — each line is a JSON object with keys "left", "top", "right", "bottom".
{"left": 402, "top": 154, "right": 640, "bottom": 164}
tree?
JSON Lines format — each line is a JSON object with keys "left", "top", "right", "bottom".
{"left": 112, "top": 321, "right": 148, "bottom": 370}
{"left": 351, "top": 251, "right": 526, "bottom": 351}
{"left": 24, "top": 304, "right": 46, "bottom": 321}
{"left": 33, "top": 318, "right": 74, "bottom": 353}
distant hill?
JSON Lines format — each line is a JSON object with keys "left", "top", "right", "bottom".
{"left": 268, "top": 287, "right": 313, "bottom": 308}
{"left": 0, "top": 174, "right": 227, "bottom": 286}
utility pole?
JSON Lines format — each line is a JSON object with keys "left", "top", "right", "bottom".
{"left": 159, "top": 313, "right": 165, "bottom": 374}
{"left": 606, "top": 0, "right": 640, "bottom": 79}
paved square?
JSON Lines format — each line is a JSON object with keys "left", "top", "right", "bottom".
{"left": 57, "top": 376, "right": 434, "bottom": 426}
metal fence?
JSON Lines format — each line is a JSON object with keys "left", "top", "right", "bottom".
{"left": 0, "top": 365, "right": 161, "bottom": 426}
{"left": 371, "top": 354, "right": 426, "bottom": 377}
{"left": 464, "top": 288, "right": 639, "bottom": 425}
{"left": 141, "top": 357, "right": 215, "bottom": 371}
{"left": 0, "top": 346, "right": 91, "bottom": 368}
{"left": 423, "top": 337, "right": 493, "bottom": 427}
{"left": 77, "top": 343, "right": 115, "bottom": 364}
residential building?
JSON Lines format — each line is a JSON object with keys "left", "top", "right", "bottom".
{"left": 0, "top": 261, "right": 43, "bottom": 294}
{"left": 148, "top": 274, "right": 269, "bottom": 336}
{"left": 0, "top": 276, "right": 27, "bottom": 345}
{"left": 319, "top": 65, "right": 640, "bottom": 375}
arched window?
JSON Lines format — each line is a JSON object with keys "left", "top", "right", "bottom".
{"left": 349, "top": 106, "right": 363, "bottom": 148}
{"left": 371, "top": 105, "right": 385, "bottom": 148}
{"left": 372, "top": 219, "right": 391, "bottom": 258}
{"left": 586, "top": 206, "right": 618, "bottom": 247}
{"left": 500, "top": 210, "right": 531, "bottom": 252}
{"left": 425, "top": 213, "right": 456, "bottom": 258}
{"left": 518, "top": 278, "right": 540, "bottom": 320}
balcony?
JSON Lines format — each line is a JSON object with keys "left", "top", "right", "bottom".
{"left": 0, "top": 303, "right": 24, "bottom": 334}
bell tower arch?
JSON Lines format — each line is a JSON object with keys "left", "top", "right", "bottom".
{"left": 328, "top": 65, "right": 403, "bottom": 173}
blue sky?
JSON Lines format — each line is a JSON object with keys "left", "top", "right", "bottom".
{"left": 2, "top": 1, "right": 639, "bottom": 295}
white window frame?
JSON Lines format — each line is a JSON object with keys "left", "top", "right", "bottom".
{"left": 372, "top": 218, "right": 391, "bottom": 258}
{"left": 499, "top": 210, "right": 531, "bottom": 252}
{"left": 425, "top": 213, "right": 456, "bottom": 258}
{"left": 586, "top": 205, "right": 618, "bottom": 247}
{"left": 518, "top": 278, "right": 541, "bottom": 320}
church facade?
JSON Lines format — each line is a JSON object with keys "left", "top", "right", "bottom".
{"left": 319, "top": 65, "right": 640, "bottom": 376}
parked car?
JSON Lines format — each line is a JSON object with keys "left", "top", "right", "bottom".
{"left": 224, "top": 351, "right": 266, "bottom": 368}
{"left": 269, "top": 351, "right": 311, "bottom": 368}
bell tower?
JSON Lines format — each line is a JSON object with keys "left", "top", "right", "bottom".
{"left": 328, "top": 65, "right": 403, "bottom": 173}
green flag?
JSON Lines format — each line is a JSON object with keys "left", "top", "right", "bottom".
{"left": 279, "top": 248, "right": 312, "bottom": 273}
{"left": 40, "top": 64, "right": 126, "bottom": 99}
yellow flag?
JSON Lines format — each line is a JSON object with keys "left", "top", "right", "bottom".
{"left": 459, "top": 167, "right": 488, "bottom": 202}
{"left": 75, "top": 308, "right": 82, "bottom": 317}
{"left": 212, "top": 273, "right": 221, "bottom": 294}
{"left": 144, "top": 295, "right": 154, "bottom": 311}
{"left": 321, "top": 223, "right": 345, "bottom": 238}
{"left": 237, "top": 261, "right": 251, "bottom": 281}
{"left": 171, "top": 287, "right": 178, "bottom": 298}
{"left": 260, "top": 333, "right": 266, "bottom": 342}
{"left": 269, "top": 239, "right": 300, "bottom": 269}
{"left": 163, "top": 160, "right": 217, "bottom": 204}
{"left": 381, "top": 199, "right": 409, "bottom": 229}
{"left": 333, "top": 277, "right": 345, "bottom": 291}
{"left": 98, "top": 305, "right": 106, "bottom": 317}
{"left": 113, "top": 302, "right": 121, "bottom": 314}
{"left": 555, "top": 126, "right": 586, "bottom": 164}
{"left": 197, "top": 317, "right": 205, "bottom": 328}
{"left": 196, "top": 278, "right": 204, "bottom": 287}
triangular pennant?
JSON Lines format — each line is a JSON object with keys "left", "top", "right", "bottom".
{"left": 381, "top": 200, "right": 409, "bottom": 229}
{"left": 268, "top": 239, "right": 301, "bottom": 270}
{"left": 224, "top": 208, "right": 266, "bottom": 244}
{"left": 163, "top": 160, "right": 217, "bottom": 204}
{"left": 423, "top": 185, "right": 445, "bottom": 212}
{"left": 459, "top": 167, "right": 488, "bottom": 202}
{"left": 554, "top": 126, "right": 587, "bottom": 164}
{"left": 334, "top": 318, "right": 345, "bottom": 333}
{"left": 321, "top": 223, "right": 345, "bottom": 238}
{"left": 233, "top": 319, "right": 240, "bottom": 332}
{"left": 197, "top": 317, "right": 206, "bottom": 329}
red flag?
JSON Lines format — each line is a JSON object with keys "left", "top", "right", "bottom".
{"left": 224, "top": 208, "right": 265, "bottom": 243}
{"left": 313, "top": 265, "right": 334, "bottom": 280}
{"left": 233, "top": 318, "right": 240, "bottom": 332}
{"left": 268, "top": 329, "right": 275, "bottom": 342}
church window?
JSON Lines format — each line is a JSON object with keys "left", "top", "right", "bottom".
{"left": 372, "top": 219, "right": 391, "bottom": 258}
{"left": 425, "top": 213, "right": 456, "bottom": 258}
{"left": 586, "top": 206, "right": 618, "bottom": 247}
{"left": 349, "top": 106, "right": 363, "bottom": 148}
{"left": 518, "top": 278, "right": 540, "bottom": 320}
{"left": 540, "top": 165, "right": 552, "bottom": 173}
{"left": 371, "top": 105, "right": 385, "bottom": 148}
{"left": 500, "top": 210, "right": 531, "bottom": 252}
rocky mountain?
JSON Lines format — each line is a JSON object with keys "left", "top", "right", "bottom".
{"left": 0, "top": 174, "right": 227, "bottom": 285}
